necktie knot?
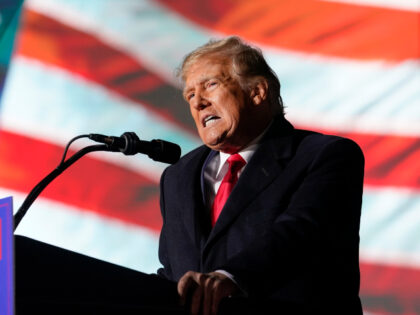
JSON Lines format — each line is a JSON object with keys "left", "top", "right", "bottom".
{"left": 225, "top": 154, "right": 246, "bottom": 182}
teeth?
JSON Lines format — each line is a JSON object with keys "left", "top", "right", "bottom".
{"left": 204, "top": 116, "right": 215, "bottom": 123}
{"left": 203, "top": 115, "right": 218, "bottom": 127}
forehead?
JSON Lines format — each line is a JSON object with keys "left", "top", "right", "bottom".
{"left": 183, "top": 57, "right": 231, "bottom": 87}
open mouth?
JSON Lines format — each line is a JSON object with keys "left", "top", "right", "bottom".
{"left": 203, "top": 115, "right": 220, "bottom": 127}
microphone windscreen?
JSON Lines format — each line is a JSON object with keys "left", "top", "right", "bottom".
{"left": 148, "top": 140, "right": 181, "bottom": 164}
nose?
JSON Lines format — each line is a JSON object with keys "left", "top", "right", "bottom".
{"left": 191, "top": 89, "right": 210, "bottom": 111}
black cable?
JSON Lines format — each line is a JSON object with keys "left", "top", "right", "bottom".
{"left": 59, "top": 134, "right": 90, "bottom": 165}
{"left": 14, "top": 143, "right": 117, "bottom": 231}
{"left": 18, "top": 134, "right": 90, "bottom": 219}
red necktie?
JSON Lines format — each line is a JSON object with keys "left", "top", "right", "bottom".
{"left": 211, "top": 153, "right": 246, "bottom": 226}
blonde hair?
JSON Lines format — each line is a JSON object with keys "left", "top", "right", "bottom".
{"left": 179, "top": 36, "right": 284, "bottom": 115}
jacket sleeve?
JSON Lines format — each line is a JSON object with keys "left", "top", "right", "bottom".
{"left": 156, "top": 168, "right": 173, "bottom": 280}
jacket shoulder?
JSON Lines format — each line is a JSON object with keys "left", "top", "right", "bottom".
{"left": 294, "top": 129, "right": 364, "bottom": 162}
{"left": 162, "top": 144, "right": 209, "bottom": 176}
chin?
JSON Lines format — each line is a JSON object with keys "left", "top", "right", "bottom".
{"left": 201, "top": 132, "right": 233, "bottom": 152}
{"left": 209, "top": 142, "right": 238, "bottom": 154}
{"left": 205, "top": 142, "right": 222, "bottom": 151}
{"left": 201, "top": 133, "right": 222, "bottom": 148}
{"left": 203, "top": 139, "right": 225, "bottom": 152}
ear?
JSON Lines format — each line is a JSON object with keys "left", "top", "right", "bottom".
{"left": 250, "top": 78, "right": 268, "bottom": 105}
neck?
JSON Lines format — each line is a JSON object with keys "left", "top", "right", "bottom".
{"left": 220, "top": 118, "right": 273, "bottom": 154}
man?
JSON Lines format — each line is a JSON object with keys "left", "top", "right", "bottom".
{"left": 158, "top": 37, "right": 364, "bottom": 315}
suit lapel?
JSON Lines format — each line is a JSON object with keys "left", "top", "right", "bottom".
{"left": 204, "top": 117, "right": 295, "bottom": 248}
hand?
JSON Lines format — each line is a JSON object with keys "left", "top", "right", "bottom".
{"left": 177, "top": 271, "right": 240, "bottom": 315}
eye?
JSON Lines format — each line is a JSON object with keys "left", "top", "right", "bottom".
{"left": 206, "top": 80, "right": 218, "bottom": 89}
{"left": 186, "top": 92, "right": 195, "bottom": 101}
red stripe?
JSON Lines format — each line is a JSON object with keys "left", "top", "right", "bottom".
{"left": 0, "top": 130, "right": 162, "bottom": 231}
{"left": 360, "top": 261, "right": 420, "bottom": 314}
{"left": 295, "top": 125, "right": 420, "bottom": 191}
{"left": 15, "top": 9, "right": 196, "bottom": 133}
{"left": 157, "top": 0, "right": 419, "bottom": 62}
{"left": 0, "top": 127, "right": 418, "bottom": 232}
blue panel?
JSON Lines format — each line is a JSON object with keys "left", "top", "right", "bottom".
{"left": 0, "top": 196, "right": 13, "bottom": 315}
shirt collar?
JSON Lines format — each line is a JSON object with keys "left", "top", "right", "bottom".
{"left": 215, "top": 122, "right": 271, "bottom": 178}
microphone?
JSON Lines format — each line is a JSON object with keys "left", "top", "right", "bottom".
{"left": 89, "top": 132, "right": 181, "bottom": 164}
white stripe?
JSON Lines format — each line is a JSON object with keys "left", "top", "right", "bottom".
{"left": 321, "top": 0, "right": 420, "bottom": 11}
{"left": 360, "top": 186, "right": 420, "bottom": 268}
{"left": 24, "top": 0, "right": 420, "bottom": 136}
{"left": 1, "top": 188, "right": 161, "bottom": 273}
{"left": 25, "top": 0, "right": 204, "bottom": 86}
{"left": 0, "top": 56, "right": 201, "bottom": 181}
{"left": 263, "top": 50, "right": 420, "bottom": 136}
{"left": 2, "top": 184, "right": 420, "bottom": 270}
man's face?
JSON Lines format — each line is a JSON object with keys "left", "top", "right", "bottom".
{"left": 183, "top": 58, "right": 255, "bottom": 153}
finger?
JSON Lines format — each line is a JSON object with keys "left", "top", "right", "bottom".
{"left": 211, "top": 282, "right": 223, "bottom": 315}
{"left": 202, "top": 276, "right": 215, "bottom": 315}
{"left": 190, "top": 280, "right": 204, "bottom": 315}
{"left": 211, "top": 279, "right": 236, "bottom": 315}
{"left": 177, "top": 272, "right": 195, "bottom": 306}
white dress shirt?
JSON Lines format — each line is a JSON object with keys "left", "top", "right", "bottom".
{"left": 203, "top": 131, "right": 266, "bottom": 210}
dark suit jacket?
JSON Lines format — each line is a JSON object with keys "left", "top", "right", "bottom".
{"left": 158, "top": 116, "right": 364, "bottom": 314}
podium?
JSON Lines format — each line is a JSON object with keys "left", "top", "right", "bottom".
{"left": 14, "top": 236, "right": 297, "bottom": 314}
{"left": 14, "top": 236, "right": 187, "bottom": 314}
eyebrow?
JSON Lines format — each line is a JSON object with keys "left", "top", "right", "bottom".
{"left": 183, "top": 74, "right": 226, "bottom": 99}
{"left": 183, "top": 76, "right": 212, "bottom": 98}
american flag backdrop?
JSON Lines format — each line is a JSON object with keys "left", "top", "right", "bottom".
{"left": 0, "top": 0, "right": 419, "bottom": 314}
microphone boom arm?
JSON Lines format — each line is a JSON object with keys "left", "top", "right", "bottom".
{"left": 14, "top": 144, "right": 116, "bottom": 231}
